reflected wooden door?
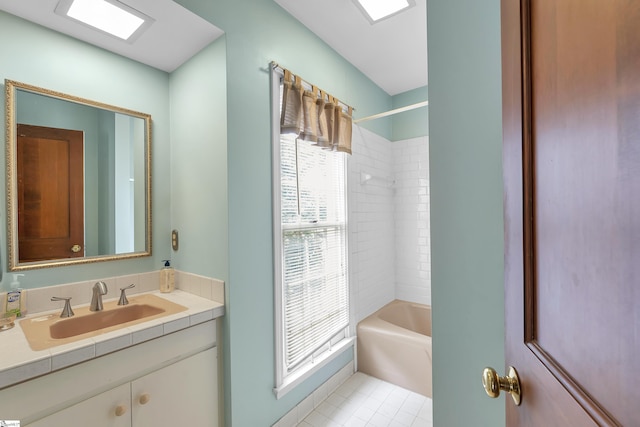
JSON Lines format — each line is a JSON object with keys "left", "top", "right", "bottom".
{"left": 17, "top": 124, "right": 84, "bottom": 262}
{"left": 502, "top": 0, "right": 639, "bottom": 425}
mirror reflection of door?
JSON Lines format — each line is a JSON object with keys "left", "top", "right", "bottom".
{"left": 17, "top": 124, "right": 84, "bottom": 262}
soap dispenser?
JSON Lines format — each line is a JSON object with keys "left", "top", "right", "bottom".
{"left": 5, "top": 273, "right": 26, "bottom": 317}
{"left": 159, "top": 260, "right": 175, "bottom": 293}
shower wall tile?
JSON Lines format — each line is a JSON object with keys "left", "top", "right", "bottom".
{"left": 349, "top": 126, "right": 396, "bottom": 323}
{"left": 393, "top": 136, "right": 431, "bottom": 306}
{"left": 349, "top": 128, "right": 431, "bottom": 324}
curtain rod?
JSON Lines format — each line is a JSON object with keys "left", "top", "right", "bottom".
{"left": 270, "top": 61, "right": 354, "bottom": 112}
{"left": 353, "top": 101, "right": 428, "bottom": 124}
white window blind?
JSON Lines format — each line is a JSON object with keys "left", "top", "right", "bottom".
{"left": 273, "top": 73, "right": 350, "bottom": 385}
{"left": 280, "top": 134, "right": 349, "bottom": 371}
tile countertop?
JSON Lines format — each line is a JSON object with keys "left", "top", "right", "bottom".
{"left": 0, "top": 290, "right": 224, "bottom": 390}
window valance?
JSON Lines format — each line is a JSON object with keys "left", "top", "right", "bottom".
{"left": 279, "top": 67, "right": 353, "bottom": 155}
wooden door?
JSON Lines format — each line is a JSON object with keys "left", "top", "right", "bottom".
{"left": 17, "top": 124, "right": 84, "bottom": 262}
{"left": 502, "top": 0, "right": 639, "bottom": 425}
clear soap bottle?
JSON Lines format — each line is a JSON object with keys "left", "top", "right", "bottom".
{"left": 160, "top": 260, "right": 175, "bottom": 293}
{"left": 5, "top": 273, "right": 26, "bottom": 317}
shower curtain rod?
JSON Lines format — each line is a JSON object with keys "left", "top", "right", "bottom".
{"left": 353, "top": 101, "right": 429, "bottom": 124}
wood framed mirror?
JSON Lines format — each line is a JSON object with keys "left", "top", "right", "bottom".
{"left": 5, "top": 79, "right": 152, "bottom": 271}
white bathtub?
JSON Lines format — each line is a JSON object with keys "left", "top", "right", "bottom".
{"left": 357, "top": 300, "right": 432, "bottom": 397}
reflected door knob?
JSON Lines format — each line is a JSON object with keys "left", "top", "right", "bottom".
{"left": 482, "top": 366, "right": 522, "bottom": 406}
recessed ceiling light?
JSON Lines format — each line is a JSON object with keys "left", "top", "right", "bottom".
{"left": 354, "top": 0, "right": 415, "bottom": 23}
{"left": 55, "top": 0, "right": 154, "bottom": 42}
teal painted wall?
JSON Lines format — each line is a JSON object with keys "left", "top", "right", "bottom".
{"left": 174, "top": 1, "right": 391, "bottom": 425}
{"left": 391, "top": 85, "right": 428, "bottom": 140}
{"left": 169, "top": 37, "right": 229, "bottom": 282}
{"left": 0, "top": 11, "right": 171, "bottom": 288}
{"left": 427, "top": 1, "right": 506, "bottom": 426}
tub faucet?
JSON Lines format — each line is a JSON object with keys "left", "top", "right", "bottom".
{"left": 90, "top": 281, "right": 108, "bottom": 311}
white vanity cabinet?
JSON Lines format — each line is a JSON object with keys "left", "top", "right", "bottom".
{"left": 27, "top": 383, "right": 131, "bottom": 427}
{"left": 27, "top": 348, "right": 217, "bottom": 427}
{"left": 131, "top": 347, "right": 218, "bottom": 426}
{"left": 0, "top": 320, "right": 220, "bottom": 426}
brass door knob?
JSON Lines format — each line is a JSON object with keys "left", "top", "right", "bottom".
{"left": 71, "top": 244, "right": 82, "bottom": 253}
{"left": 482, "top": 366, "right": 522, "bottom": 406}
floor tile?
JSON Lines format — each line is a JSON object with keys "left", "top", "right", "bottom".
{"left": 297, "top": 373, "right": 432, "bottom": 427}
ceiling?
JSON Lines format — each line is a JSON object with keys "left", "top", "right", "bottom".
{"left": 274, "top": 0, "right": 427, "bottom": 96}
{"left": 0, "top": 0, "right": 427, "bottom": 95}
{"left": 0, "top": 0, "right": 223, "bottom": 73}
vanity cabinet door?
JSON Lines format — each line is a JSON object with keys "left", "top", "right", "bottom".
{"left": 131, "top": 348, "right": 218, "bottom": 426}
{"left": 26, "top": 383, "right": 131, "bottom": 427}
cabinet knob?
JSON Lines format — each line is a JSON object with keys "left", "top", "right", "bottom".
{"left": 115, "top": 404, "right": 128, "bottom": 417}
{"left": 139, "top": 393, "right": 151, "bottom": 405}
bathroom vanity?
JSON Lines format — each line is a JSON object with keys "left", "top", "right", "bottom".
{"left": 0, "top": 290, "right": 224, "bottom": 426}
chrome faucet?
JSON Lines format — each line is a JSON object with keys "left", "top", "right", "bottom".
{"left": 90, "top": 281, "right": 108, "bottom": 311}
{"left": 118, "top": 284, "right": 135, "bottom": 306}
{"left": 51, "top": 296, "right": 74, "bottom": 318}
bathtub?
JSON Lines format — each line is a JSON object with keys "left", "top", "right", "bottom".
{"left": 357, "top": 300, "right": 432, "bottom": 397}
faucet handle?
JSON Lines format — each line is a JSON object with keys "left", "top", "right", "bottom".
{"left": 51, "top": 296, "right": 74, "bottom": 318}
{"left": 118, "top": 284, "right": 135, "bottom": 306}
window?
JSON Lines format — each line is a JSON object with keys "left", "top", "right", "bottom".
{"left": 272, "top": 69, "right": 351, "bottom": 397}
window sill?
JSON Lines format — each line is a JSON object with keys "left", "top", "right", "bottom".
{"left": 273, "top": 337, "right": 354, "bottom": 400}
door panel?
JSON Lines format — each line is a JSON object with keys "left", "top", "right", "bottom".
{"left": 17, "top": 124, "right": 84, "bottom": 262}
{"left": 502, "top": 0, "right": 639, "bottom": 425}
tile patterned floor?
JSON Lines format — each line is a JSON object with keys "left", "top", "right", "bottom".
{"left": 297, "top": 372, "right": 432, "bottom": 427}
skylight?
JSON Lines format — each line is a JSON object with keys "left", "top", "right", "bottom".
{"left": 355, "top": 0, "right": 414, "bottom": 23}
{"left": 55, "top": 0, "right": 152, "bottom": 41}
